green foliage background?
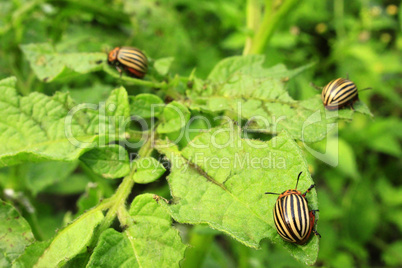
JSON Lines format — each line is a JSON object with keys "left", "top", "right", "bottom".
{"left": 0, "top": 0, "right": 401, "bottom": 267}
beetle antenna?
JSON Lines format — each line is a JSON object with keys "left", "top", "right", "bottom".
{"left": 295, "top": 172, "right": 302, "bottom": 190}
{"left": 358, "top": 87, "right": 372, "bottom": 92}
{"left": 310, "top": 82, "right": 322, "bottom": 91}
{"left": 104, "top": 45, "right": 112, "bottom": 54}
{"left": 265, "top": 192, "right": 280, "bottom": 195}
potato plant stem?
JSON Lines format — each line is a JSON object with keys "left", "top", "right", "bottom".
{"left": 243, "top": 0, "right": 262, "bottom": 55}
{"left": 334, "top": 0, "right": 346, "bottom": 39}
{"left": 103, "top": 64, "right": 167, "bottom": 88}
{"left": 89, "top": 131, "right": 155, "bottom": 245}
{"left": 247, "top": 0, "right": 299, "bottom": 55}
{"left": 95, "top": 174, "right": 135, "bottom": 235}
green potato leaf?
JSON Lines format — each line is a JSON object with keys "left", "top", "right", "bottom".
{"left": 20, "top": 43, "right": 104, "bottom": 82}
{"left": 188, "top": 55, "right": 372, "bottom": 143}
{"left": 0, "top": 80, "right": 129, "bottom": 167}
{"left": 80, "top": 145, "right": 130, "bottom": 179}
{"left": 155, "top": 126, "right": 319, "bottom": 265}
{"left": 129, "top": 94, "right": 164, "bottom": 119}
{"left": 87, "top": 194, "right": 187, "bottom": 267}
{"left": 132, "top": 157, "right": 166, "bottom": 184}
{"left": 153, "top": 57, "right": 175, "bottom": 76}
{"left": 33, "top": 210, "right": 104, "bottom": 267}
{"left": 12, "top": 241, "right": 51, "bottom": 268}
{"left": 382, "top": 241, "right": 402, "bottom": 267}
{"left": 0, "top": 200, "right": 35, "bottom": 267}
{"left": 86, "top": 229, "right": 137, "bottom": 268}
{"left": 0, "top": 76, "right": 18, "bottom": 87}
{"left": 157, "top": 101, "right": 191, "bottom": 134}
{"left": 76, "top": 183, "right": 104, "bottom": 216}
{"left": 25, "top": 161, "right": 78, "bottom": 195}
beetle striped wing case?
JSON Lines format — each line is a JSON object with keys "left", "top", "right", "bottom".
{"left": 266, "top": 172, "right": 320, "bottom": 245}
{"left": 117, "top": 47, "right": 148, "bottom": 78}
{"left": 273, "top": 192, "right": 313, "bottom": 245}
{"left": 321, "top": 78, "right": 358, "bottom": 110}
{"left": 108, "top": 46, "right": 148, "bottom": 78}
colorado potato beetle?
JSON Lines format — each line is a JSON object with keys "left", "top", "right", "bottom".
{"left": 321, "top": 78, "right": 358, "bottom": 110}
{"left": 108, "top": 47, "right": 148, "bottom": 78}
{"left": 265, "top": 172, "right": 320, "bottom": 245}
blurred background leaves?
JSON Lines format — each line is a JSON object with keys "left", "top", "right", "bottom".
{"left": 0, "top": 0, "right": 401, "bottom": 267}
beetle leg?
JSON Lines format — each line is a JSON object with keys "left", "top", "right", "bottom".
{"left": 311, "top": 210, "right": 320, "bottom": 238}
{"left": 310, "top": 82, "right": 322, "bottom": 91}
{"left": 311, "top": 209, "right": 319, "bottom": 214}
{"left": 115, "top": 66, "right": 123, "bottom": 78}
{"left": 312, "top": 229, "right": 321, "bottom": 239}
{"left": 303, "top": 184, "right": 315, "bottom": 196}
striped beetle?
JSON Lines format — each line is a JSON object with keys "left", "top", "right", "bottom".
{"left": 321, "top": 78, "right": 358, "bottom": 110}
{"left": 108, "top": 47, "right": 148, "bottom": 78}
{"left": 265, "top": 172, "right": 320, "bottom": 245}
